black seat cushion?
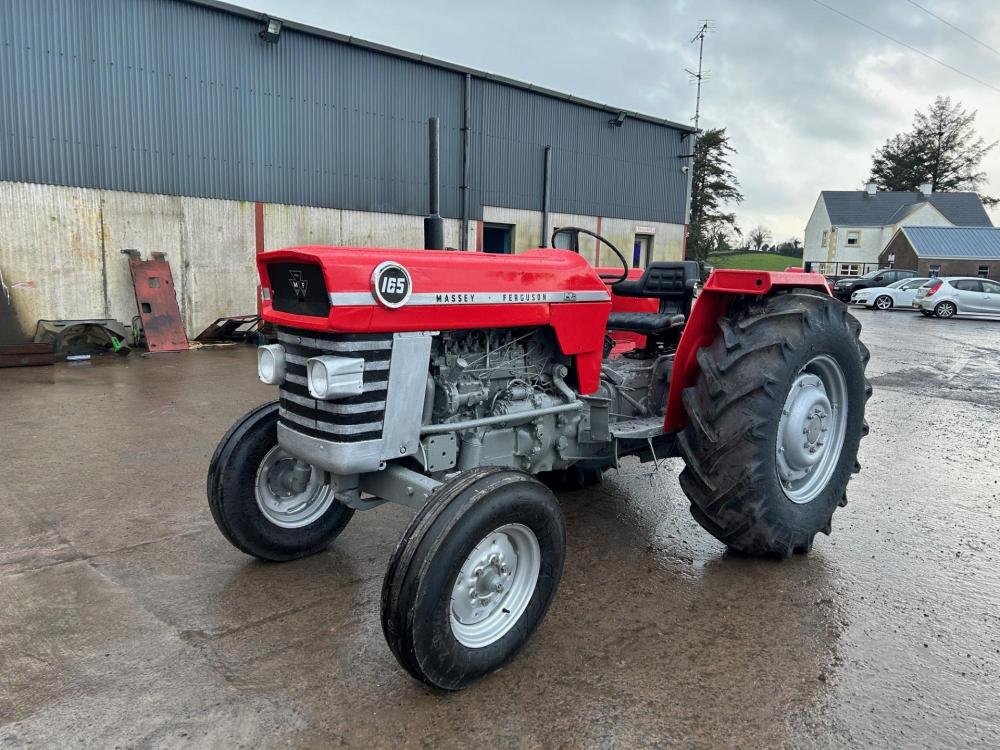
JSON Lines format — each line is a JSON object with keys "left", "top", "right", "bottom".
{"left": 613, "top": 261, "right": 701, "bottom": 299}
{"left": 606, "top": 311, "right": 685, "bottom": 336}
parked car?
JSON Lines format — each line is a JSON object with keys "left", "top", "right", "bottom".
{"left": 913, "top": 277, "right": 1000, "bottom": 318}
{"left": 850, "top": 277, "right": 930, "bottom": 310}
{"left": 832, "top": 268, "right": 917, "bottom": 302}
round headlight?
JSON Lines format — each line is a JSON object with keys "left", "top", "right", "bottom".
{"left": 257, "top": 344, "right": 286, "bottom": 385}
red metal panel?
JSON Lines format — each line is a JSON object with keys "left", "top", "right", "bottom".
{"left": 258, "top": 246, "right": 612, "bottom": 394}
{"left": 126, "top": 255, "right": 188, "bottom": 352}
{"left": 662, "top": 269, "right": 831, "bottom": 433}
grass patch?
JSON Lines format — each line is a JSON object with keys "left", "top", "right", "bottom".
{"left": 708, "top": 252, "right": 802, "bottom": 271}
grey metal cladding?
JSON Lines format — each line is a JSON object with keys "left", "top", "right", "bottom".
{"left": 0, "top": 0, "right": 690, "bottom": 225}
{"left": 469, "top": 80, "right": 690, "bottom": 223}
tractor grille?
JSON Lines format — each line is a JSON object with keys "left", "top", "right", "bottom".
{"left": 276, "top": 327, "right": 392, "bottom": 443}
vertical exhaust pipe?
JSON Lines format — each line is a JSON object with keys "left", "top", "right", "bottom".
{"left": 424, "top": 117, "right": 445, "bottom": 250}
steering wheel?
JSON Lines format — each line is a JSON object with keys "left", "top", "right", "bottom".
{"left": 551, "top": 227, "right": 630, "bottom": 285}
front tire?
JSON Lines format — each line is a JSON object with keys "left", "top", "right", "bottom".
{"left": 207, "top": 402, "right": 354, "bottom": 561}
{"left": 677, "top": 292, "right": 871, "bottom": 557}
{"left": 874, "top": 295, "right": 893, "bottom": 310}
{"left": 381, "top": 467, "right": 565, "bottom": 690}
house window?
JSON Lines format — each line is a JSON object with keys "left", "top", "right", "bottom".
{"left": 846, "top": 231, "right": 860, "bottom": 246}
{"left": 821, "top": 230, "right": 829, "bottom": 246}
{"left": 841, "top": 264, "right": 861, "bottom": 277}
{"left": 978, "top": 265, "right": 990, "bottom": 278}
{"left": 929, "top": 264, "right": 941, "bottom": 277}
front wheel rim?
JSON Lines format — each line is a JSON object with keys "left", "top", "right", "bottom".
{"left": 254, "top": 446, "right": 334, "bottom": 528}
{"left": 450, "top": 523, "right": 541, "bottom": 648}
{"left": 876, "top": 296, "right": 891, "bottom": 309}
{"left": 775, "top": 354, "right": 849, "bottom": 504}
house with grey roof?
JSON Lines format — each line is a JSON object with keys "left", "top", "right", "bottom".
{"left": 880, "top": 226, "right": 1000, "bottom": 282}
{"left": 802, "top": 182, "right": 992, "bottom": 277}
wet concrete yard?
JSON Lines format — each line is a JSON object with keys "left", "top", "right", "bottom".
{"left": 2, "top": 309, "right": 1000, "bottom": 748}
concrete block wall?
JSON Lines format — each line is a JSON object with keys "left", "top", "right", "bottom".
{"left": 0, "top": 181, "right": 471, "bottom": 343}
{"left": 480, "top": 206, "right": 685, "bottom": 266}
{"left": 0, "top": 181, "right": 683, "bottom": 345}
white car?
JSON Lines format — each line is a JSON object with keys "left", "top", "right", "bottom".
{"left": 913, "top": 277, "right": 1000, "bottom": 318}
{"left": 851, "top": 277, "right": 930, "bottom": 310}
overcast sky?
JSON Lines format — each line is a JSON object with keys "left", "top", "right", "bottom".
{"left": 249, "top": 0, "right": 1000, "bottom": 240}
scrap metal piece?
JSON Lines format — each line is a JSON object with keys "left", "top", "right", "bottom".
{"left": 33, "top": 319, "right": 130, "bottom": 357}
{"left": 193, "top": 315, "right": 262, "bottom": 344}
{"left": 122, "top": 250, "right": 188, "bottom": 352}
{"left": 0, "top": 342, "right": 55, "bottom": 368}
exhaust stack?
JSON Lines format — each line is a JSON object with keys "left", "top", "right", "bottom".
{"left": 424, "top": 117, "right": 445, "bottom": 250}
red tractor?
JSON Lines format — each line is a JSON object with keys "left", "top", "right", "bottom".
{"left": 209, "top": 231, "right": 870, "bottom": 690}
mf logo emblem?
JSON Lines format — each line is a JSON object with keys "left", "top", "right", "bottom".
{"left": 371, "top": 261, "right": 413, "bottom": 309}
{"left": 288, "top": 270, "right": 309, "bottom": 301}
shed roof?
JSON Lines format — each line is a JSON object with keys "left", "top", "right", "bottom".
{"left": 898, "top": 226, "right": 1000, "bottom": 259}
{"left": 821, "top": 190, "right": 992, "bottom": 227}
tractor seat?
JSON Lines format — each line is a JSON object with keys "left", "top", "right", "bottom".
{"left": 606, "top": 311, "right": 685, "bottom": 336}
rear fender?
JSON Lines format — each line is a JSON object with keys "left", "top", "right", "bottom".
{"left": 663, "top": 269, "right": 830, "bottom": 433}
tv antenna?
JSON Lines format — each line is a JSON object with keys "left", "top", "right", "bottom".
{"left": 685, "top": 20, "right": 713, "bottom": 130}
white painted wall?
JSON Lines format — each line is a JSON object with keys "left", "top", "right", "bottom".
{"left": 802, "top": 195, "right": 831, "bottom": 269}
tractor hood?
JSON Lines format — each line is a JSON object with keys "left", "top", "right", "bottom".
{"left": 258, "top": 246, "right": 610, "bottom": 334}
{"left": 257, "top": 246, "right": 613, "bottom": 392}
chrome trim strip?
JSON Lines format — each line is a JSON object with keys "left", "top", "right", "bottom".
{"left": 327, "top": 290, "right": 611, "bottom": 306}
{"left": 277, "top": 332, "right": 393, "bottom": 351}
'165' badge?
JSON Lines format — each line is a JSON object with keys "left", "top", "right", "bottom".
{"left": 371, "top": 262, "right": 412, "bottom": 308}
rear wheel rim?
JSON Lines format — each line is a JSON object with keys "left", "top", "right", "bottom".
{"left": 254, "top": 446, "right": 334, "bottom": 528}
{"left": 450, "top": 523, "right": 540, "bottom": 648}
{"left": 775, "top": 354, "right": 849, "bottom": 504}
{"left": 937, "top": 302, "right": 955, "bottom": 318}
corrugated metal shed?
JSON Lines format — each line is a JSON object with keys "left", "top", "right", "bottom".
{"left": 900, "top": 226, "right": 1000, "bottom": 259}
{"left": 0, "top": 0, "right": 693, "bottom": 224}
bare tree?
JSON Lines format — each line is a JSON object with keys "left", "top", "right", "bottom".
{"left": 748, "top": 225, "right": 771, "bottom": 252}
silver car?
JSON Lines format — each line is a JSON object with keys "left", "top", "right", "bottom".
{"left": 913, "top": 277, "right": 1000, "bottom": 318}
{"left": 851, "top": 277, "right": 930, "bottom": 310}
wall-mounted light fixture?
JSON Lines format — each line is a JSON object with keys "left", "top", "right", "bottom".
{"left": 608, "top": 111, "right": 627, "bottom": 128}
{"left": 259, "top": 16, "right": 282, "bottom": 44}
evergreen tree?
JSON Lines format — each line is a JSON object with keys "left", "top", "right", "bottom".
{"left": 688, "top": 128, "right": 744, "bottom": 262}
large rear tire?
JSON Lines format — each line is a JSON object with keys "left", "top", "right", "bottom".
{"left": 677, "top": 292, "right": 871, "bottom": 556}
{"left": 207, "top": 402, "right": 354, "bottom": 561}
{"left": 381, "top": 467, "right": 565, "bottom": 690}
